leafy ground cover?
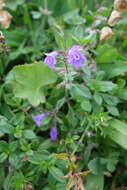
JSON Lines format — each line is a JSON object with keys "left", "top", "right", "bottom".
{"left": 1, "top": 0, "right": 127, "bottom": 189}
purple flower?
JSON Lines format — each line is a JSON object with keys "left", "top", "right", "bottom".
{"left": 50, "top": 126, "right": 57, "bottom": 141}
{"left": 70, "top": 45, "right": 82, "bottom": 51}
{"left": 44, "top": 51, "right": 58, "bottom": 69}
{"left": 67, "top": 45, "right": 86, "bottom": 68}
{"left": 32, "top": 113, "right": 47, "bottom": 127}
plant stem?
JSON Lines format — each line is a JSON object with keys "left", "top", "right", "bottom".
{"left": 71, "top": 127, "right": 88, "bottom": 156}
{"left": 44, "top": 0, "right": 48, "bottom": 9}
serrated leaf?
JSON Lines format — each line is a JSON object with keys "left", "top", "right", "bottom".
{"left": 6, "top": 62, "right": 57, "bottom": 106}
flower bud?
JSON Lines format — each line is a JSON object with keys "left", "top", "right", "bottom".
{"left": 100, "top": 26, "right": 114, "bottom": 41}
{"left": 114, "top": 0, "right": 127, "bottom": 11}
{"left": 50, "top": 126, "right": 58, "bottom": 141}
{"left": 108, "top": 10, "right": 122, "bottom": 25}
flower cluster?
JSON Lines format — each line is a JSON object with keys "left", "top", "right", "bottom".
{"left": 44, "top": 45, "right": 86, "bottom": 69}
{"left": 32, "top": 113, "right": 57, "bottom": 141}
{"left": 67, "top": 45, "right": 86, "bottom": 68}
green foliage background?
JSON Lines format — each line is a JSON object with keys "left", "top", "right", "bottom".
{"left": 1, "top": 0, "right": 127, "bottom": 189}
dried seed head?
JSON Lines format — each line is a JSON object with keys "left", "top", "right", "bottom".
{"left": 114, "top": 0, "right": 127, "bottom": 11}
{"left": 70, "top": 155, "right": 77, "bottom": 163}
{"left": 24, "top": 182, "right": 34, "bottom": 190}
{"left": 0, "top": 31, "right": 9, "bottom": 54}
{"left": 0, "top": 10, "right": 12, "bottom": 29}
{"left": 0, "top": 30, "right": 4, "bottom": 40}
{"left": 100, "top": 26, "right": 114, "bottom": 41}
{"left": 0, "top": 0, "right": 5, "bottom": 10}
{"left": 108, "top": 10, "right": 122, "bottom": 25}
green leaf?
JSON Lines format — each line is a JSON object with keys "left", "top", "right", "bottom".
{"left": 31, "top": 11, "right": 42, "bottom": 19}
{"left": 9, "top": 141, "right": 18, "bottom": 152}
{"left": 96, "top": 44, "right": 121, "bottom": 64}
{"left": 119, "top": 88, "right": 127, "bottom": 101}
{"left": 0, "top": 165, "right": 5, "bottom": 188}
{"left": 11, "top": 171, "right": 25, "bottom": 190}
{"left": 100, "top": 62, "right": 127, "bottom": 79}
{"left": 90, "top": 81, "right": 117, "bottom": 92}
{"left": 63, "top": 9, "right": 86, "bottom": 25}
{"left": 85, "top": 174, "right": 104, "bottom": 190}
{"left": 107, "top": 106, "right": 119, "bottom": 116}
{"left": 108, "top": 62, "right": 127, "bottom": 78}
{"left": 0, "top": 141, "right": 9, "bottom": 153}
{"left": 6, "top": 62, "right": 57, "bottom": 106}
{"left": 0, "top": 116, "right": 13, "bottom": 136}
{"left": 6, "top": 0, "right": 24, "bottom": 10}
{"left": 70, "top": 84, "right": 92, "bottom": 101}
{"left": 102, "top": 94, "right": 119, "bottom": 106}
{"left": 10, "top": 112, "right": 25, "bottom": 125}
{"left": 9, "top": 154, "right": 22, "bottom": 169}
{"left": 101, "top": 153, "right": 119, "bottom": 172}
{"left": 56, "top": 98, "right": 65, "bottom": 109}
{"left": 81, "top": 100, "right": 92, "bottom": 112}
{"left": 3, "top": 172, "right": 13, "bottom": 190}
{"left": 107, "top": 119, "right": 127, "bottom": 149}
{"left": 23, "top": 130, "right": 37, "bottom": 139}
{"left": 56, "top": 183, "right": 66, "bottom": 190}
{"left": 88, "top": 158, "right": 103, "bottom": 175}
{"left": 54, "top": 31, "right": 65, "bottom": 49}
{"left": 40, "top": 116, "right": 52, "bottom": 126}
{"left": 107, "top": 162, "right": 116, "bottom": 172}
{"left": 28, "top": 152, "right": 49, "bottom": 165}
{"left": 49, "top": 166, "right": 66, "bottom": 183}
{"left": 67, "top": 107, "right": 78, "bottom": 127}
{"left": 38, "top": 139, "right": 52, "bottom": 151}
{"left": 0, "top": 153, "right": 8, "bottom": 163}
{"left": 0, "top": 104, "right": 14, "bottom": 119}
{"left": 93, "top": 92, "right": 102, "bottom": 105}
{"left": 28, "top": 154, "right": 43, "bottom": 165}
